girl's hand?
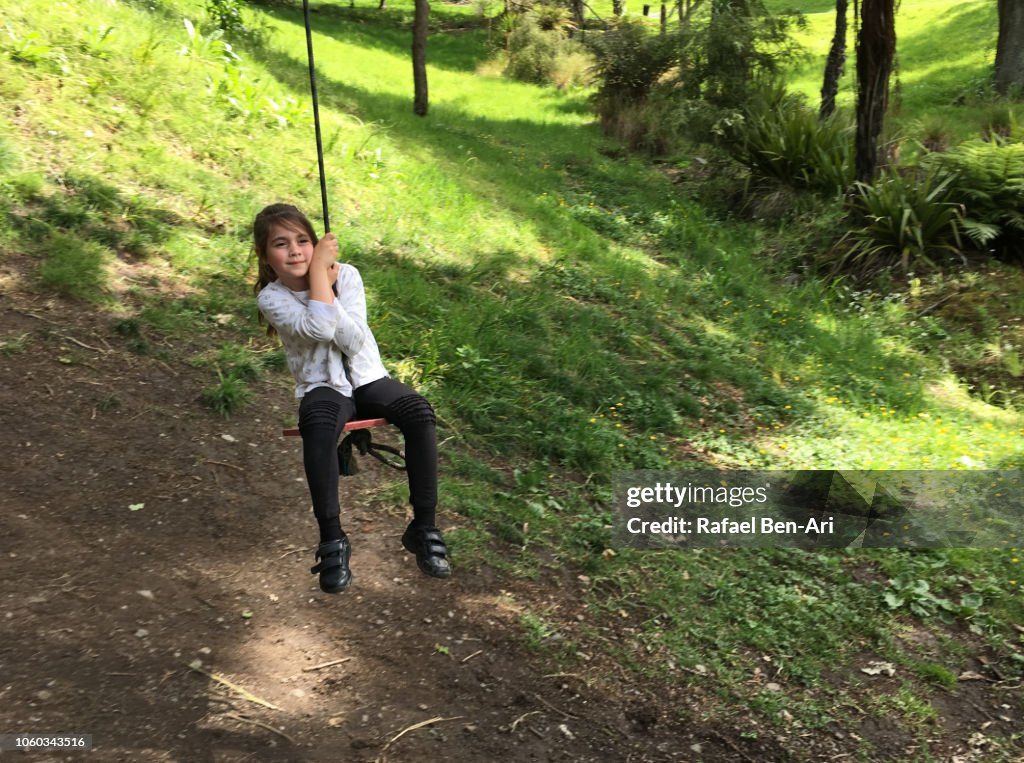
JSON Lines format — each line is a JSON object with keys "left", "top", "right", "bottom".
{"left": 313, "top": 232, "right": 339, "bottom": 269}
{"left": 327, "top": 261, "right": 340, "bottom": 288}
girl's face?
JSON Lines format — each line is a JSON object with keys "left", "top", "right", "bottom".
{"left": 263, "top": 222, "right": 315, "bottom": 291}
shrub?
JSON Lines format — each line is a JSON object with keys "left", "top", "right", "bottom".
{"left": 925, "top": 138, "right": 1024, "bottom": 259}
{"left": 586, "top": 19, "right": 675, "bottom": 105}
{"left": 586, "top": 4, "right": 803, "bottom": 149}
{"left": 206, "top": 0, "right": 245, "bottom": 36}
{"left": 502, "top": 10, "right": 590, "bottom": 88}
{"left": 840, "top": 170, "right": 964, "bottom": 276}
{"left": 586, "top": 20, "right": 676, "bottom": 149}
{"left": 732, "top": 89, "right": 854, "bottom": 195}
{"left": 504, "top": 16, "right": 561, "bottom": 84}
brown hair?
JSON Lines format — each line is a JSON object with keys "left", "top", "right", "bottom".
{"left": 252, "top": 203, "right": 319, "bottom": 336}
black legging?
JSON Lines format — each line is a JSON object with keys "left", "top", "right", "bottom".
{"left": 297, "top": 378, "right": 438, "bottom": 539}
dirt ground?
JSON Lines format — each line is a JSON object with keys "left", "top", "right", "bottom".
{"left": 1, "top": 282, "right": 1021, "bottom": 763}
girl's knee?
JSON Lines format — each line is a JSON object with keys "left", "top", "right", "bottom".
{"left": 386, "top": 394, "right": 436, "bottom": 428}
{"left": 299, "top": 398, "right": 345, "bottom": 434}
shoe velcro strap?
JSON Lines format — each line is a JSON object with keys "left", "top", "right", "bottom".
{"left": 311, "top": 553, "right": 345, "bottom": 574}
{"left": 420, "top": 532, "right": 447, "bottom": 557}
{"left": 310, "top": 540, "right": 347, "bottom": 574}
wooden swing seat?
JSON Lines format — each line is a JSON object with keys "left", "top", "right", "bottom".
{"left": 282, "top": 418, "right": 389, "bottom": 437}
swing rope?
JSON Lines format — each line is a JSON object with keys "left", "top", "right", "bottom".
{"left": 302, "top": 0, "right": 330, "bottom": 232}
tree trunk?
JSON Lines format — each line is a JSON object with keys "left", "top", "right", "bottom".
{"left": 996, "top": 0, "right": 1024, "bottom": 96}
{"left": 854, "top": 0, "right": 895, "bottom": 183}
{"left": 570, "top": 0, "right": 585, "bottom": 38}
{"left": 412, "top": 0, "right": 429, "bottom": 116}
{"left": 680, "top": 0, "right": 705, "bottom": 25}
{"left": 612, "top": 0, "right": 623, "bottom": 15}
{"left": 820, "top": 0, "right": 848, "bottom": 119}
{"left": 660, "top": 2, "right": 667, "bottom": 34}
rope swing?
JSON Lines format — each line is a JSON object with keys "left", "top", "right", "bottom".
{"left": 301, "top": 0, "right": 331, "bottom": 232}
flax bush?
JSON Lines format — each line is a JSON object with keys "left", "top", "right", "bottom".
{"left": 732, "top": 89, "right": 854, "bottom": 196}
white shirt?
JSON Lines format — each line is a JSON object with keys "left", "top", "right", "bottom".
{"left": 257, "top": 263, "right": 389, "bottom": 399}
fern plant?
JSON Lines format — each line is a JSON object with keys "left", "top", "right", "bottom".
{"left": 925, "top": 138, "right": 1024, "bottom": 258}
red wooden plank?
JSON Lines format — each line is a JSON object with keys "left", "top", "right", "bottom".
{"left": 282, "top": 417, "right": 389, "bottom": 437}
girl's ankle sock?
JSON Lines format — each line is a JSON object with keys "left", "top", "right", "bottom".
{"left": 409, "top": 506, "right": 436, "bottom": 530}
{"left": 318, "top": 519, "right": 344, "bottom": 543}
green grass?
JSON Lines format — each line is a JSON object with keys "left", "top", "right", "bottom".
{"left": 1, "top": 0, "right": 1022, "bottom": 751}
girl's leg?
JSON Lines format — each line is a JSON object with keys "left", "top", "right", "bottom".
{"left": 353, "top": 377, "right": 437, "bottom": 528}
{"left": 298, "top": 386, "right": 356, "bottom": 542}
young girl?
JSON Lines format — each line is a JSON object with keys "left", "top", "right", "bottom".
{"left": 253, "top": 202, "right": 451, "bottom": 593}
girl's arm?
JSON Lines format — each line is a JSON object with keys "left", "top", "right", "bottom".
{"left": 309, "top": 233, "right": 339, "bottom": 305}
{"left": 258, "top": 286, "right": 338, "bottom": 343}
{"left": 332, "top": 265, "right": 369, "bottom": 356}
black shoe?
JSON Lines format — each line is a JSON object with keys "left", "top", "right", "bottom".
{"left": 401, "top": 525, "right": 452, "bottom": 579}
{"left": 311, "top": 537, "right": 352, "bottom": 593}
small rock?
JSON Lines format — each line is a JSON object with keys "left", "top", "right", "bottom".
{"left": 861, "top": 661, "right": 896, "bottom": 677}
{"left": 137, "top": 590, "right": 154, "bottom": 600}
{"left": 221, "top": 434, "right": 237, "bottom": 443}
{"left": 135, "top": 629, "right": 149, "bottom": 638}
{"left": 558, "top": 724, "right": 575, "bottom": 740}
{"left": 958, "top": 671, "right": 986, "bottom": 681}
{"left": 198, "top": 647, "right": 212, "bottom": 655}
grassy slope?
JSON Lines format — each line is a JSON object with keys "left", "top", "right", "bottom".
{"left": 0, "top": 0, "right": 1022, "bottom": 755}
{"left": 764, "top": 0, "right": 1022, "bottom": 142}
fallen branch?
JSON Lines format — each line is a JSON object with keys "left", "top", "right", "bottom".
{"left": 375, "top": 716, "right": 463, "bottom": 762}
{"left": 183, "top": 662, "right": 282, "bottom": 711}
{"left": 916, "top": 286, "right": 968, "bottom": 318}
{"left": 302, "top": 657, "right": 352, "bottom": 672}
{"left": 532, "top": 692, "right": 579, "bottom": 720}
{"left": 224, "top": 712, "right": 296, "bottom": 744}
{"left": 57, "top": 333, "right": 108, "bottom": 354}
{"left": 543, "top": 672, "right": 587, "bottom": 681}
{"left": 205, "top": 459, "right": 244, "bottom": 472}
{"left": 511, "top": 710, "right": 540, "bottom": 731}
{"left": 460, "top": 650, "right": 482, "bottom": 663}
{"left": 16, "top": 309, "right": 60, "bottom": 326}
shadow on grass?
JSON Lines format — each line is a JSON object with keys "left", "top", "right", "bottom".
{"left": 894, "top": 2, "right": 996, "bottom": 103}
{"left": 253, "top": 0, "right": 492, "bottom": 75}
{"left": 7, "top": 171, "right": 187, "bottom": 300}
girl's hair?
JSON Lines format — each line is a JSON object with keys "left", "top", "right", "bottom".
{"left": 252, "top": 203, "right": 319, "bottom": 336}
